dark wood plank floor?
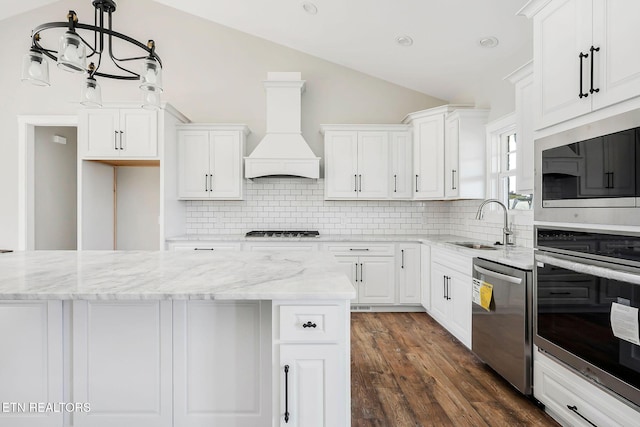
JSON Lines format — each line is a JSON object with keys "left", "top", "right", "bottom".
{"left": 351, "top": 312, "right": 559, "bottom": 427}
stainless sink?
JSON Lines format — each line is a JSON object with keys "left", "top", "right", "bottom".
{"left": 450, "top": 242, "right": 498, "bottom": 250}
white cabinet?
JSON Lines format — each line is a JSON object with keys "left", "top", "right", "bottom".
{"left": 444, "top": 109, "right": 489, "bottom": 199}
{"left": 526, "top": 0, "right": 640, "bottom": 129}
{"left": 397, "top": 243, "right": 421, "bottom": 304}
{"left": 274, "top": 301, "right": 349, "bottom": 427}
{"left": 0, "top": 301, "right": 63, "bottom": 427}
{"left": 507, "top": 61, "right": 535, "bottom": 194}
{"left": 80, "top": 108, "right": 158, "bottom": 158}
{"left": 429, "top": 249, "right": 472, "bottom": 348}
{"left": 325, "top": 243, "right": 395, "bottom": 305}
{"left": 389, "top": 131, "right": 413, "bottom": 199}
{"left": 168, "top": 242, "right": 242, "bottom": 251}
{"left": 534, "top": 350, "right": 640, "bottom": 427}
{"left": 322, "top": 125, "right": 411, "bottom": 200}
{"left": 404, "top": 109, "right": 445, "bottom": 198}
{"left": 173, "top": 301, "right": 270, "bottom": 427}
{"left": 177, "top": 125, "right": 248, "bottom": 200}
{"left": 420, "top": 244, "right": 431, "bottom": 311}
{"left": 72, "top": 300, "right": 173, "bottom": 427}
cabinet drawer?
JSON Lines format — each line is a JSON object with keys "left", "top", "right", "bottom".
{"left": 323, "top": 242, "right": 394, "bottom": 256}
{"left": 279, "top": 305, "right": 340, "bottom": 342}
{"left": 431, "top": 247, "right": 472, "bottom": 276}
{"left": 534, "top": 353, "right": 639, "bottom": 427}
{"left": 168, "top": 242, "right": 241, "bottom": 251}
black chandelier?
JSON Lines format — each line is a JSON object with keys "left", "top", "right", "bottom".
{"left": 21, "top": 0, "right": 163, "bottom": 108}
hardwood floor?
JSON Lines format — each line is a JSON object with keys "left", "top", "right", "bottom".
{"left": 351, "top": 312, "right": 559, "bottom": 427}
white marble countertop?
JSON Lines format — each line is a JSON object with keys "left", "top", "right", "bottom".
{"left": 0, "top": 251, "right": 356, "bottom": 301}
{"left": 167, "top": 233, "right": 535, "bottom": 270}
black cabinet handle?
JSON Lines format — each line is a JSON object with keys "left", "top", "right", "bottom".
{"left": 302, "top": 321, "right": 317, "bottom": 328}
{"left": 349, "top": 248, "right": 370, "bottom": 251}
{"left": 358, "top": 174, "right": 362, "bottom": 192}
{"left": 415, "top": 174, "right": 419, "bottom": 192}
{"left": 589, "top": 46, "right": 600, "bottom": 95}
{"left": 549, "top": 291, "right": 571, "bottom": 295}
{"left": 401, "top": 249, "right": 404, "bottom": 269}
{"left": 354, "top": 262, "right": 358, "bottom": 282}
{"left": 205, "top": 174, "right": 208, "bottom": 191}
{"left": 394, "top": 174, "right": 397, "bottom": 193}
{"left": 284, "top": 365, "right": 290, "bottom": 423}
{"left": 194, "top": 248, "right": 214, "bottom": 251}
{"left": 566, "top": 405, "right": 597, "bottom": 427}
{"left": 360, "top": 263, "right": 364, "bottom": 283}
{"left": 114, "top": 131, "right": 119, "bottom": 150}
{"left": 119, "top": 130, "right": 124, "bottom": 150}
{"left": 354, "top": 174, "right": 357, "bottom": 192}
{"left": 209, "top": 173, "right": 213, "bottom": 192}
{"left": 443, "top": 275, "right": 447, "bottom": 300}
{"left": 452, "top": 170, "right": 457, "bottom": 190}
{"left": 579, "top": 52, "right": 589, "bottom": 98}
{"left": 446, "top": 276, "right": 452, "bottom": 300}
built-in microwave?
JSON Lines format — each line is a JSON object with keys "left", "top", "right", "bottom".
{"left": 534, "top": 109, "right": 640, "bottom": 226}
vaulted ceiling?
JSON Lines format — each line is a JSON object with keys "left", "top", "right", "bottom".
{"left": 7, "top": 0, "right": 533, "bottom": 103}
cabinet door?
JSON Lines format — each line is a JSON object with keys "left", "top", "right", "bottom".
{"left": 389, "top": 131, "right": 412, "bottom": 199}
{"left": 359, "top": 256, "right": 395, "bottom": 304}
{"left": 178, "top": 130, "right": 211, "bottom": 199}
{"left": 81, "top": 108, "right": 119, "bottom": 157}
{"left": 448, "top": 268, "right": 472, "bottom": 349}
{"left": 324, "top": 131, "right": 358, "bottom": 199}
{"left": 72, "top": 300, "right": 172, "bottom": 427}
{"left": 413, "top": 114, "right": 444, "bottom": 198}
{"left": 0, "top": 301, "right": 63, "bottom": 427}
{"left": 279, "top": 344, "right": 344, "bottom": 427}
{"left": 398, "top": 244, "right": 421, "bottom": 304}
{"left": 119, "top": 109, "right": 158, "bottom": 157}
{"left": 210, "top": 131, "right": 242, "bottom": 199}
{"left": 173, "top": 301, "right": 270, "bottom": 427}
{"left": 533, "top": 0, "right": 592, "bottom": 128}
{"left": 444, "top": 117, "right": 460, "bottom": 198}
{"left": 357, "top": 132, "right": 388, "bottom": 199}
{"left": 429, "top": 262, "right": 450, "bottom": 325}
{"left": 592, "top": 0, "right": 640, "bottom": 111}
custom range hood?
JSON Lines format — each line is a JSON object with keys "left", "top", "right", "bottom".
{"left": 244, "top": 72, "right": 320, "bottom": 179}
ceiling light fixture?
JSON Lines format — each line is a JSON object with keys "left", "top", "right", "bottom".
{"left": 21, "top": 0, "right": 163, "bottom": 109}
{"left": 395, "top": 35, "right": 414, "bottom": 47}
{"left": 478, "top": 36, "right": 499, "bottom": 48}
{"left": 301, "top": 1, "right": 318, "bottom": 15}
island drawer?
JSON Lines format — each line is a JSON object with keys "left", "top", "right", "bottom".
{"left": 322, "top": 242, "right": 395, "bottom": 256}
{"left": 279, "top": 305, "right": 340, "bottom": 342}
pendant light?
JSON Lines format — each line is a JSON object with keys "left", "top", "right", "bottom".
{"left": 22, "top": 0, "right": 163, "bottom": 108}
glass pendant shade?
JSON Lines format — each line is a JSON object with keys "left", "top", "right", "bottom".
{"left": 139, "top": 58, "right": 163, "bottom": 92}
{"left": 21, "top": 50, "right": 50, "bottom": 86}
{"left": 142, "top": 87, "right": 161, "bottom": 110}
{"left": 80, "top": 76, "right": 102, "bottom": 107}
{"left": 57, "top": 31, "right": 86, "bottom": 73}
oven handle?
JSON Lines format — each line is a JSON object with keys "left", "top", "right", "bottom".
{"left": 473, "top": 265, "right": 522, "bottom": 284}
{"left": 536, "top": 253, "right": 640, "bottom": 285}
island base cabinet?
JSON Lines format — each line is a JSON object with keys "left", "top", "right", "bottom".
{"left": 72, "top": 300, "right": 173, "bottom": 427}
{"left": 0, "top": 301, "right": 63, "bottom": 427}
{"left": 278, "top": 345, "right": 344, "bottom": 427}
{"left": 172, "top": 301, "right": 271, "bottom": 427}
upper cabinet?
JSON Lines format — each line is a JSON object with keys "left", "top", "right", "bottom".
{"left": 444, "top": 109, "right": 489, "bottom": 199}
{"left": 177, "top": 124, "right": 248, "bottom": 200}
{"left": 524, "top": 0, "right": 640, "bottom": 129}
{"left": 79, "top": 108, "right": 158, "bottom": 158}
{"left": 322, "top": 125, "right": 410, "bottom": 200}
{"left": 403, "top": 105, "right": 488, "bottom": 200}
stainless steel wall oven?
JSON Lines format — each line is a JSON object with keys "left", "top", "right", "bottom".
{"left": 535, "top": 109, "right": 640, "bottom": 227}
{"left": 534, "top": 226, "right": 640, "bottom": 407}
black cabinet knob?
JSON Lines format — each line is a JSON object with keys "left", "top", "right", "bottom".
{"left": 302, "top": 321, "right": 317, "bottom": 328}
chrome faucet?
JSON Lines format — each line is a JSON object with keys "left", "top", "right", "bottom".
{"left": 475, "top": 199, "right": 514, "bottom": 246}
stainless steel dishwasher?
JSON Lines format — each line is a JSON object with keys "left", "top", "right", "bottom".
{"left": 472, "top": 257, "right": 533, "bottom": 395}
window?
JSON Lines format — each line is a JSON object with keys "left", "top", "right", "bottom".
{"left": 486, "top": 114, "right": 532, "bottom": 211}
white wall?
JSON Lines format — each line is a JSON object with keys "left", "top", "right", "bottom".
{"left": 0, "top": 0, "right": 444, "bottom": 249}
{"left": 116, "top": 167, "right": 160, "bottom": 250}
{"left": 34, "top": 126, "right": 77, "bottom": 249}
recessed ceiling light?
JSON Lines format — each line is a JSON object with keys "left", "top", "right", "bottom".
{"left": 395, "top": 35, "right": 413, "bottom": 47}
{"left": 478, "top": 36, "right": 499, "bottom": 48}
{"left": 302, "top": 1, "right": 318, "bottom": 15}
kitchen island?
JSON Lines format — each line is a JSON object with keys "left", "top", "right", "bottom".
{"left": 0, "top": 250, "right": 355, "bottom": 427}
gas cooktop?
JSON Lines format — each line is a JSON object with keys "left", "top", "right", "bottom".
{"left": 245, "top": 230, "right": 320, "bottom": 238}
